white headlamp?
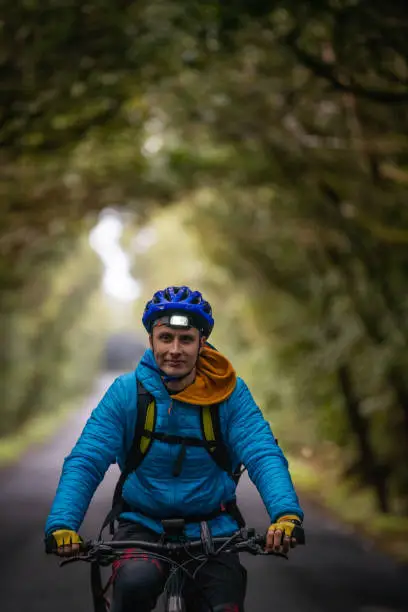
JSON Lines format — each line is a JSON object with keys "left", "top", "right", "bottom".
{"left": 169, "top": 314, "right": 190, "bottom": 328}
{"left": 153, "top": 314, "right": 192, "bottom": 330}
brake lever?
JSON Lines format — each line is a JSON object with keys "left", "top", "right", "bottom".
{"left": 248, "top": 543, "right": 288, "bottom": 560}
{"left": 59, "top": 554, "right": 90, "bottom": 567}
{"left": 244, "top": 542, "right": 266, "bottom": 556}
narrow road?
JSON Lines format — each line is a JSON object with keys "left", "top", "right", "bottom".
{"left": 1, "top": 373, "right": 407, "bottom": 612}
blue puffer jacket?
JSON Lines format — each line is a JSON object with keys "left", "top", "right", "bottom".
{"left": 45, "top": 349, "right": 303, "bottom": 539}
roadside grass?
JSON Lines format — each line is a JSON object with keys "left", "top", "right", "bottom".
{"left": 289, "top": 455, "right": 408, "bottom": 563}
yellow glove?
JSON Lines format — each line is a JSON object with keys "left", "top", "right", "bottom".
{"left": 45, "top": 529, "right": 83, "bottom": 555}
{"left": 266, "top": 515, "right": 305, "bottom": 552}
{"left": 53, "top": 529, "right": 82, "bottom": 547}
{"left": 271, "top": 514, "right": 302, "bottom": 536}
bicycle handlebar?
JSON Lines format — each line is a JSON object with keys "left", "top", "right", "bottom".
{"left": 86, "top": 533, "right": 265, "bottom": 552}
{"left": 59, "top": 528, "right": 292, "bottom": 566}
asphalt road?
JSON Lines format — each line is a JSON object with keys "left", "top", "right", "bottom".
{"left": 1, "top": 373, "right": 407, "bottom": 612}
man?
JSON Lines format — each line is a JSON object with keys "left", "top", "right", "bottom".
{"left": 45, "top": 285, "right": 304, "bottom": 612}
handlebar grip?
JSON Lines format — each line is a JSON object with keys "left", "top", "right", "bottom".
{"left": 292, "top": 526, "right": 305, "bottom": 545}
{"left": 80, "top": 540, "right": 92, "bottom": 552}
{"left": 45, "top": 535, "right": 57, "bottom": 554}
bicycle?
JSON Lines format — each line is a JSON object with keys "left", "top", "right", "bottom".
{"left": 59, "top": 518, "right": 305, "bottom": 612}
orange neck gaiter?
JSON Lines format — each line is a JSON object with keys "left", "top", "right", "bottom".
{"left": 171, "top": 345, "right": 236, "bottom": 406}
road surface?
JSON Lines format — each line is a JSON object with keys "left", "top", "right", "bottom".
{"left": 1, "top": 373, "right": 407, "bottom": 612}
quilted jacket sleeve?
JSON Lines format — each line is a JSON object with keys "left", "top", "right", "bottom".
{"left": 44, "top": 377, "right": 128, "bottom": 536}
{"left": 226, "top": 378, "right": 304, "bottom": 523}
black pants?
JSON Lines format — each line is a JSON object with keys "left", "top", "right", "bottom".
{"left": 110, "top": 520, "right": 247, "bottom": 612}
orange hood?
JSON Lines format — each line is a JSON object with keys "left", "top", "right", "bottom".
{"left": 171, "top": 345, "right": 236, "bottom": 406}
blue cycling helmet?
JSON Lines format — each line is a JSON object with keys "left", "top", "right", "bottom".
{"left": 142, "top": 286, "right": 214, "bottom": 337}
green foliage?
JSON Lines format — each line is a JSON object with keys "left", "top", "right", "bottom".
{"left": 2, "top": 0, "right": 408, "bottom": 516}
{"left": 0, "top": 234, "right": 108, "bottom": 439}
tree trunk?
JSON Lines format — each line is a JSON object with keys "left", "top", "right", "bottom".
{"left": 337, "top": 364, "right": 390, "bottom": 513}
{"left": 388, "top": 366, "right": 408, "bottom": 443}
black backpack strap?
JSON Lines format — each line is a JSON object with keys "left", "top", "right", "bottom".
{"left": 201, "top": 404, "right": 246, "bottom": 484}
{"left": 118, "top": 498, "right": 246, "bottom": 528}
{"left": 101, "top": 378, "right": 155, "bottom": 537}
{"left": 124, "top": 379, "right": 156, "bottom": 474}
{"left": 207, "top": 404, "right": 233, "bottom": 472}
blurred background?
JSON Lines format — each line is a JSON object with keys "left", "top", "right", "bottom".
{"left": 1, "top": 1, "right": 408, "bottom": 610}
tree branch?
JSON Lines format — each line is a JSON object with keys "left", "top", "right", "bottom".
{"left": 285, "top": 29, "right": 408, "bottom": 104}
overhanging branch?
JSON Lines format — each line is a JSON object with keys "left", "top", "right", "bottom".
{"left": 285, "top": 29, "right": 408, "bottom": 104}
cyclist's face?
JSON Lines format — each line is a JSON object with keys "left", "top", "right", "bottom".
{"left": 150, "top": 325, "right": 204, "bottom": 378}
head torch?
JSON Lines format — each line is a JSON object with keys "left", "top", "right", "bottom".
{"left": 153, "top": 314, "right": 192, "bottom": 330}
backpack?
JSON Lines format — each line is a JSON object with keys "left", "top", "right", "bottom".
{"left": 99, "top": 377, "right": 246, "bottom": 537}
